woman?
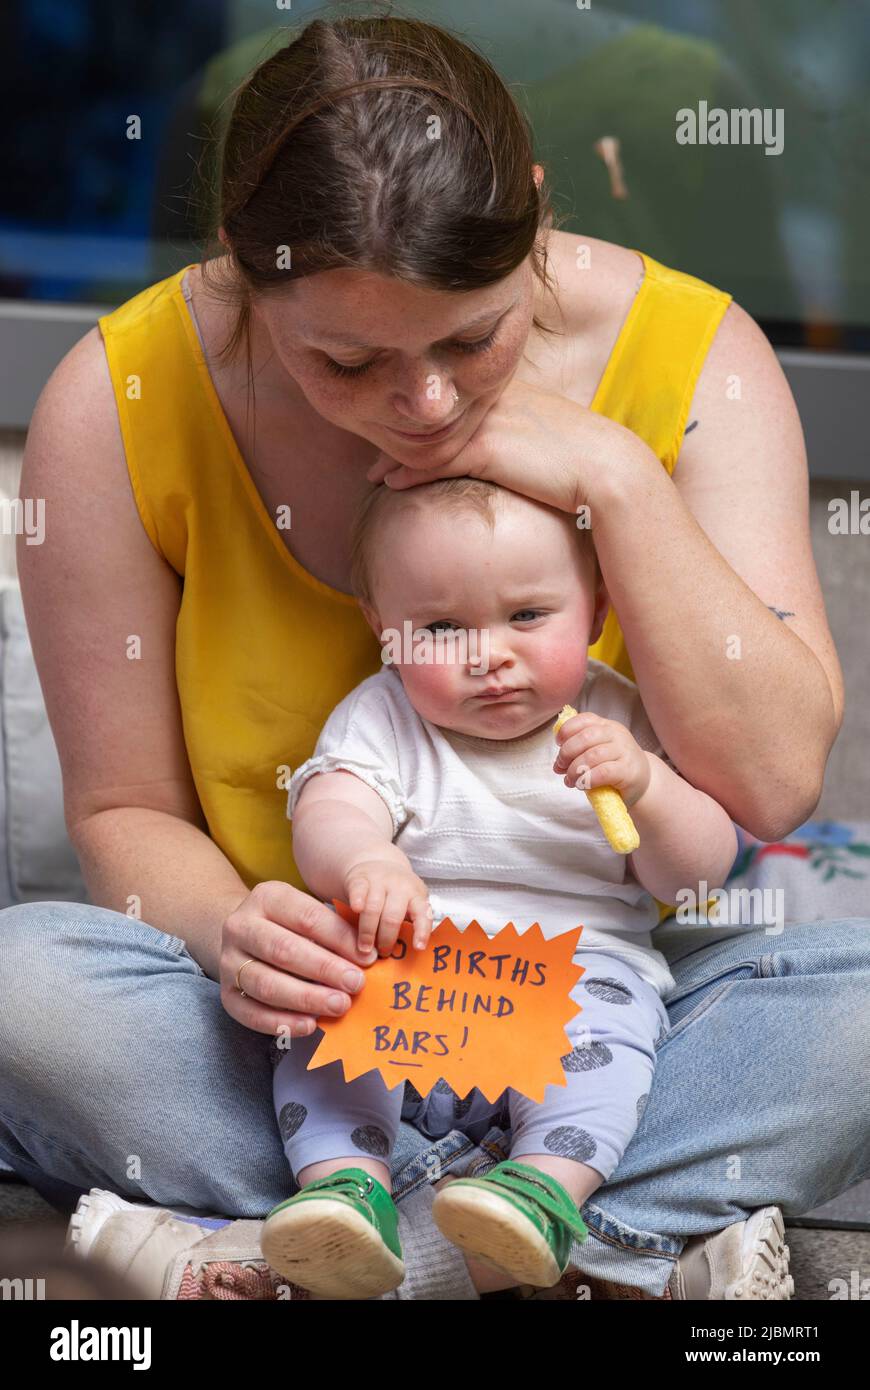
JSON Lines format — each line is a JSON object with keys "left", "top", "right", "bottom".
{"left": 4, "top": 15, "right": 865, "bottom": 1300}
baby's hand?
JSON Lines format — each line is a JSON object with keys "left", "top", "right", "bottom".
{"left": 553, "top": 712, "right": 651, "bottom": 809}
{"left": 344, "top": 860, "right": 434, "bottom": 956}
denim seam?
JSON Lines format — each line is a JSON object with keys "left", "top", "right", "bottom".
{"left": 580, "top": 1202, "right": 681, "bottom": 1257}
{"left": 664, "top": 954, "right": 761, "bottom": 1007}
{"left": 161, "top": 934, "right": 206, "bottom": 975}
{"left": 657, "top": 979, "right": 738, "bottom": 1051}
{"left": 658, "top": 958, "right": 761, "bottom": 1050}
{"left": 392, "top": 1134, "right": 478, "bottom": 1202}
{"left": 0, "top": 1104, "right": 96, "bottom": 1167}
{"left": 83, "top": 914, "right": 195, "bottom": 962}
{"left": 583, "top": 1227, "right": 680, "bottom": 1260}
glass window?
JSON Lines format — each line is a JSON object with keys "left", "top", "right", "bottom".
{"left": 1, "top": 0, "right": 867, "bottom": 347}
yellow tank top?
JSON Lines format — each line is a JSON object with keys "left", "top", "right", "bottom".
{"left": 98, "top": 251, "right": 731, "bottom": 921}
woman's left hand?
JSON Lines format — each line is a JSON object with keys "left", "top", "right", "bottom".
{"left": 365, "top": 376, "right": 655, "bottom": 516}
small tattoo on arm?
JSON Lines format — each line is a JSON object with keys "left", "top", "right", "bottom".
{"left": 683, "top": 419, "right": 699, "bottom": 435}
{"left": 768, "top": 606, "right": 796, "bottom": 621}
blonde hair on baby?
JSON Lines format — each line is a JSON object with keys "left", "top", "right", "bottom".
{"left": 349, "top": 476, "right": 600, "bottom": 611}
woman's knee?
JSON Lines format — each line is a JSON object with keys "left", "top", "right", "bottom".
{"left": 0, "top": 899, "right": 196, "bottom": 1080}
{"left": 0, "top": 898, "right": 103, "bottom": 938}
{"left": 0, "top": 898, "right": 157, "bottom": 957}
{"left": 1, "top": 901, "right": 105, "bottom": 1023}
{"left": 0, "top": 898, "right": 190, "bottom": 973}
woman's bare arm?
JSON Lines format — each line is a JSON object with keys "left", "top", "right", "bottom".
{"left": 592, "top": 302, "right": 843, "bottom": 842}
{"left": 17, "top": 325, "right": 250, "bottom": 977}
{"left": 18, "top": 327, "right": 377, "bottom": 1030}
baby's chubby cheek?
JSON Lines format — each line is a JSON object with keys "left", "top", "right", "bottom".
{"left": 531, "top": 635, "right": 590, "bottom": 704}
{"left": 393, "top": 658, "right": 464, "bottom": 722}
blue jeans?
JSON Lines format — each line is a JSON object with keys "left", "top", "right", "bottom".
{"left": 1, "top": 901, "right": 868, "bottom": 1297}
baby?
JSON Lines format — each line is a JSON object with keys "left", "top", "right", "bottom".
{"left": 260, "top": 477, "right": 739, "bottom": 1299}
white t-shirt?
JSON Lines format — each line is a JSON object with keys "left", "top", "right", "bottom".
{"left": 287, "top": 659, "right": 677, "bottom": 998}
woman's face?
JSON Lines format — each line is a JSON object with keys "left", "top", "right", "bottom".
{"left": 250, "top": 257, "right": 538, "bottom": 461}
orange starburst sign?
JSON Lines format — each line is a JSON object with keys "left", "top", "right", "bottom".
{"left": 308, "top": 901, "right": 586, "bottom": 1103}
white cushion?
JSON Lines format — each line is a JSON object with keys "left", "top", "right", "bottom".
{"left": 0, "top": 583, "right": 87, "bottom": 906}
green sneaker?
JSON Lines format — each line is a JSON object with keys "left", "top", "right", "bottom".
{"left": 432, "top": 1159, "right": 589, "bottom": 1288}
{"left": 260, "top": 1168, "right": 404, "bottom": 1299}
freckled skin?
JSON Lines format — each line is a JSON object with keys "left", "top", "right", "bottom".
{"left": 251, "top": 259, "right": 537, "bottom": 465}
{"left": 361, "top": 497, "right": 609, "bottom": 741}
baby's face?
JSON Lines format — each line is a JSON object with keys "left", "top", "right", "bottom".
{"left": 364, "top": 496, "right": 607, "bottom": 740}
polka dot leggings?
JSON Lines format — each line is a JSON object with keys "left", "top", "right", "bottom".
{"left": 272, "top": 953, "right": 670, "bottom": 1185}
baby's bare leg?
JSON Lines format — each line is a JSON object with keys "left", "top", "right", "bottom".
{"left": 298, "top": 1157, "right": 391, "bottom": 1191}
{"left": 518, "top": 1155, "right": 604, "bottom": 1205}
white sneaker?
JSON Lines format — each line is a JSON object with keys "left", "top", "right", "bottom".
{"left": 65, "top": 1188, "right": 287, "bottom": 1300}
{"left": 669, "top": 1206, "right": 795, "bottom": 1300}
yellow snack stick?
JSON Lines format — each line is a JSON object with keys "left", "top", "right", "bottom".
{"left": 553, "top": 703, "right": 640, "bottom": 854}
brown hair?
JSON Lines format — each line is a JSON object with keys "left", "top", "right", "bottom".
{"left": 349, "top": 477, "right": 600, "bottom": 613}
{"left": 198, "top": 7, "right": 566, "bottom": 438}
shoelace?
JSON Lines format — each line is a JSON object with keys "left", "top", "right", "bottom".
{"left": 481, "top": 1164, "right": 589, "bottom": 1243}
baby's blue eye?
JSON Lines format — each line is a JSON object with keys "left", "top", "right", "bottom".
{"left": 424, "top": 613, "right": 541, "bottom": 632}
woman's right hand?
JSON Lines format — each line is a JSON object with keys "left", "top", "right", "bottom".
{"left": 219, "top": 881, "right": 380, "bottom": 1039}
